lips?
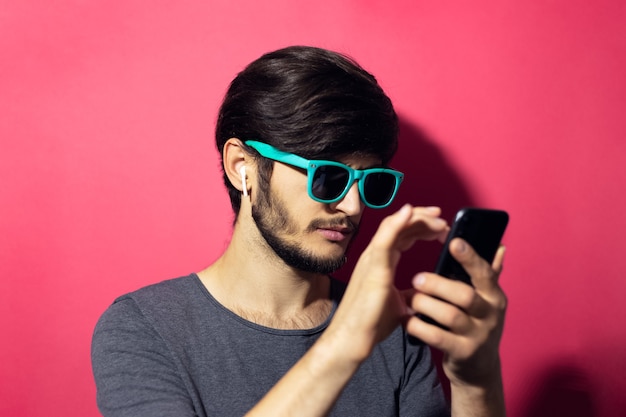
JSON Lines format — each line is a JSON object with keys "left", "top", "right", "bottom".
{"left": 317, "top": 228, "right": 351, "bottom": 242}
{"left": 325, "top": 224, "right": 353, "bottom": 233}
{"left": 315, "top": 224, "right": 356, "bottom": 242}
{"left": 309, "top": 217, "right": 358, "bottom": 242}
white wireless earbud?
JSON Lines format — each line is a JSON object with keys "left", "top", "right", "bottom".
{"left": 239, "top": 166, "right": 248, "bottom": 197}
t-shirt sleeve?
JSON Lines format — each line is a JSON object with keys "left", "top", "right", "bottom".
{"left": 91, "top": 297, "right": 197, "bottom": 417}
{"left": 399, "top": 336, "right": 451, "bottom": 417}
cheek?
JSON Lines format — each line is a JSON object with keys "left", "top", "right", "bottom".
{"left": 270, "top": 164, "right": 310, "bottom": 201}
{"left": 276, "top": 183, "right": 321, "bottom": 229}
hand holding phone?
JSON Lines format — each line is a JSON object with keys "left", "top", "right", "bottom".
{"left": 420, "top": 207, "right": 509, "bottom": 327}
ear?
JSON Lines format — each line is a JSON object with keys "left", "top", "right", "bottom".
{"left": 223, "top": 138, "right": 253, "bottom": 196}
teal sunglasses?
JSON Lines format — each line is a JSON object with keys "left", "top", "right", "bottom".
{"left": 245, "top": 141, "right": 404, "bottom": 209}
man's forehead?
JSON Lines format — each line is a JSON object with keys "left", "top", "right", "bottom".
{"left": 334, "top": 153, "right": 383, "bottom": 169}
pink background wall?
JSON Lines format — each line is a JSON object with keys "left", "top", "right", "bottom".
{"left": 1, "top": 1, "right": 624, "bottom": 416}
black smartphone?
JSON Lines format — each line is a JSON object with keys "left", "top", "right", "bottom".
{"left": 434, "top": 207, "right": 509, "bottom": 286}
{"left": 420, "top": 208, "right": 509, "bottom": 328}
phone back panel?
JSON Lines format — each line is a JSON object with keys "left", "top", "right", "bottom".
{"left": 434, "top": 208, "right": 509, "bottom": 286}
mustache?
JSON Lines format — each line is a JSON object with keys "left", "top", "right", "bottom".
{"left": 307, "top": 217, "right": 359, "bottom": 234}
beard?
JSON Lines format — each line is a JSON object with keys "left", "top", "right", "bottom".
{"left": 251, "top": 187, "right": 358, "bottom": 275}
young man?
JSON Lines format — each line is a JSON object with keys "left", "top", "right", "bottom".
{"left": 92, "top": 46, "right": 507, "bottom": 416}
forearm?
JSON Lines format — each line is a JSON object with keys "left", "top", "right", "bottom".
{"left": 450, "top": 364, "right": 506, "bottom": 417}
{"left": 245, "top": 329, "right": 363, "bottom": 417}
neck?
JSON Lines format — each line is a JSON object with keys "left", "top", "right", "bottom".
{"left": 198, "top": 213, "right": 333, "bottom": 329}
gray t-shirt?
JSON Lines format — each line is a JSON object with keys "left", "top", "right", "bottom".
{"left": 92, "top": 274, "right": 449, "bottom": 416}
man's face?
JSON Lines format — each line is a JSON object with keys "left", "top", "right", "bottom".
{"left": 251, "top": 155, "right": 377, "bottom": 274}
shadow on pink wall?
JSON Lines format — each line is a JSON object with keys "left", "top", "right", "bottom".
{"left": 521, "top": 363, "right": 598, "bottom": 416}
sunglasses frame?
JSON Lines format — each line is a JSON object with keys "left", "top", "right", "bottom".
{"left": 245, "top": 140, "right": 404, "bottom": 209}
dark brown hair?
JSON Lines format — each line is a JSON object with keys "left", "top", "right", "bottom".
{"left": 216, "top": 46, "right": 398, "bottom": 214}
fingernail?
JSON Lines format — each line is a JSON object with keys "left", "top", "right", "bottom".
{"left": 399, "top": 204, "right": 411, "bottom": 215}
{"left": 414, "top": 273, "right": 426, "bottom": 288}
{"left": 433, "top": 218, "right": 446, "bottom": 227}
{"left": 455, "top": 239, "right": 467, "bottom": 253}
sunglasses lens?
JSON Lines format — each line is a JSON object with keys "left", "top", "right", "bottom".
{"left": 363, "top": 173, "right": 397, "bottom": 207}
{"left": 311, "top": 165, "right": 351, "bottom": 201}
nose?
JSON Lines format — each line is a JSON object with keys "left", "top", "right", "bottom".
{"left": 332, "top": 181, "right": 365, "bottom": 216}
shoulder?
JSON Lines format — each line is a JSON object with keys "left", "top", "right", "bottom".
{"left": 113, "top": 274, "right": 201, "bottom": 316}
{"left": 93, "top": 274, "right": 203, "bottom": 341}
{"left": 118, "top": 274, "right": 199, "bottom": 304}
{"left": 91, "top": 276, "right": 200, "bottom": 416}
{"left": 92, "top": 274, "right": 210, "bottom": 376}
